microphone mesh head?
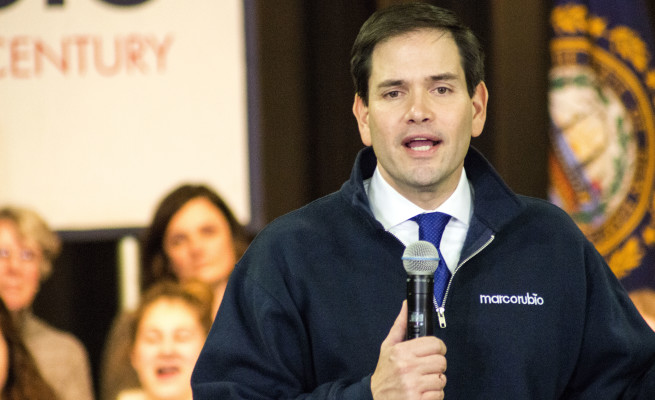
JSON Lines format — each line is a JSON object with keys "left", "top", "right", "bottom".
{"left": 402, "top": 240, "right": 439, "bottom": 275}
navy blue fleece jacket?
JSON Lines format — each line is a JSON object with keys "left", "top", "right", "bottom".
{"left": 192, "top": 147, "right": 655, "bottom": 399}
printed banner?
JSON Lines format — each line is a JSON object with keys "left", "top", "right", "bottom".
{"left": 548, "top": 0, "right": 655, "bottom": 291}
{"left": 0, "top": 0, "right": 250, "bottom": 230}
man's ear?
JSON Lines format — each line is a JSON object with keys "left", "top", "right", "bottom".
{"left": 471, "top": 81, "right": 488, "bottom": 138}
{"left": 352, "top": 94, "right": 372, "bottom": 146}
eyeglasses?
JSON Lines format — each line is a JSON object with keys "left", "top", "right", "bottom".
{"left": 0, "top": 247, "right": 39, "bottom": 263}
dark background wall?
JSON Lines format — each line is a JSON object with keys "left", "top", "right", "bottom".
{"left": 31, "top": 1, "right": 655, "bottom": 397}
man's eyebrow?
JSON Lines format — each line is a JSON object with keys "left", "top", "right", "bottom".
{"left": 376, "top": 73, "right": 460, "bottom": 90}
{"left": 376, "top": 79, "right": 405, "bottom": 90}
{"left": 428, "top": 72, "right": 459, "bottom": 82}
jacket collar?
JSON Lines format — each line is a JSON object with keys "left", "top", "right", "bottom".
{"left": 464, "top": 147, "right": 525, "bottom": 232}
{"left": 342, "top": 146, "right": 526, "bottom": 236}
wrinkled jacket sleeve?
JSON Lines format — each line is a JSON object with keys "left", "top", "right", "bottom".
{"left": 566, "top": 241, "right": 655, "bottom": 399}
{"left": 191, "top": 254, "right": 375, "bottom": 400}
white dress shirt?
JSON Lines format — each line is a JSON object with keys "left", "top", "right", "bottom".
{"left": 364, "top": 167, "right": 473, "bottom": 273}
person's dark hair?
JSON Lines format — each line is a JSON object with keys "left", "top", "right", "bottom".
{"left": 0, "top": 298, "right": 59, "bottom": 400}
{"left": 140, "top": 184, "right": 249, "bottom": 290}
{"left": 350, "top": 2, "right": 485, "bottom": 104}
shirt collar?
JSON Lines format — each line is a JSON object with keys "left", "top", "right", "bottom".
{"left": 366, "top": 167, "right": 472, "bottom": 230}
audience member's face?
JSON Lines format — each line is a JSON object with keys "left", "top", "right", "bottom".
{"left": 0, "top": 330, "right": 7, "bottom": 391}
{"left": 131, "top": 298, "right": 206, "bottom": 400}
{"left": 0, "top": 220, "right": 42, "bottom": 313}
{"left": 353, "top": 29, "right": 486, "bottom": 209}
{"left": 163, "top": 197, "right": 236, "bottom": 289}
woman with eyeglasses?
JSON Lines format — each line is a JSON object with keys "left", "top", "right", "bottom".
{"left": 0, "top": 206, "right": 94, "bottom": 400}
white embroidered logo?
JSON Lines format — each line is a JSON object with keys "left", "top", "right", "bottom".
{"left": 479, "top": 293, "right": 544, "bottom": 305}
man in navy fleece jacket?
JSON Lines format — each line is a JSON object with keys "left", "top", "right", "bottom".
{"left": 192, "top": 3, "right": 655, "bottom": 399}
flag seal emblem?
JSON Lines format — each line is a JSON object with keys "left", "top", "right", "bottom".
{"left": 548, "top": 3, "right": 655, "bottom": 278}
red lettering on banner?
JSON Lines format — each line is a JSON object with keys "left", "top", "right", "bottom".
{"left": 0, "top": 33, "right": 174, "bottom": 79}
{"left": 94, "top": 36, "right": 122, "bottom": 76}
{"left": 125, "top": 34, "right": 147, "bottom": 73}
{"left": 72, "top": 36, "right": 89, "bottom": 74}
{"left": 35, "top": 38, "right": 69, "bottom": 76}
{"left": 10, "top": 36, "right": 30, "bottom": 78}
{"left": 148, "top": 34, "right": 173, "bottom": 72}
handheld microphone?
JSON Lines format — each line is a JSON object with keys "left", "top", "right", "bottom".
{"left": 402, "top": 240, "right": 439, "bottom": 339}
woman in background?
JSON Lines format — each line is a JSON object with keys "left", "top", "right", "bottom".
{"left": 0, "top": 206, "right": 94, "bottom": 400}
{"left": 101, "top": 183, "right": 251, "bottom": 400}
{"left": 0, "top": 297, "right": 59, "bottom": 400}
{"left": 140, "top": 183, "right": 250, "bottom": 315}
{"left": 116, "top": 280, "right": 213, "bottom": 400}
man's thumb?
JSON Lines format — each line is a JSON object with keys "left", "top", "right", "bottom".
{"left": 382, "top": 300, "right": 407, "bottom": 348}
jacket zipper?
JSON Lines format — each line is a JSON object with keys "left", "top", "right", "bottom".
{"left": 435, "top": 234, "right": 495, "bottom": 328}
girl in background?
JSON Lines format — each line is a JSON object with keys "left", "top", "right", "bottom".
{"left": 117, "top": 280, "right": 213, "bottom": 400}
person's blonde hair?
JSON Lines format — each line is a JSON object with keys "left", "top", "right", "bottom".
{"left": 0, "top": 206, "right": 61, "bottom": 280}
{"left": 128, "top": 279, "right": 215, "bottom": 347}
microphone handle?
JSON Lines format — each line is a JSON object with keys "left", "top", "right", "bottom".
{"left": 406, "top": 274, "right": 434, "bottom": 339}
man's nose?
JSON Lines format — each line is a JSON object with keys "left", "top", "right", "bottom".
{"left": 406, "top": 91, "right": 434, "bottom": 123}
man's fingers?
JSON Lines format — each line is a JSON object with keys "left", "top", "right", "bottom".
{"left": 415, "top": 353, "right": 447, "bottom": 375}
{"left": 410, "top": 336, "right": 448, "bottom": 357}
{"left": 411, "top": 372, "right": 447, "bottom": 400}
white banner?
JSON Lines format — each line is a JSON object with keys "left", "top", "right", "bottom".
{"left": 0, "top": 0, "right": 250, "bottom": 230}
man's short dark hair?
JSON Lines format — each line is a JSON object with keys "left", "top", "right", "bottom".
{"left": 350, "top": 3, "right": 485, "bottom": 105}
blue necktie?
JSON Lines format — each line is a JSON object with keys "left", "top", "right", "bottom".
{"left": 412, "top": 212, "right": 452, "bottom": 307}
